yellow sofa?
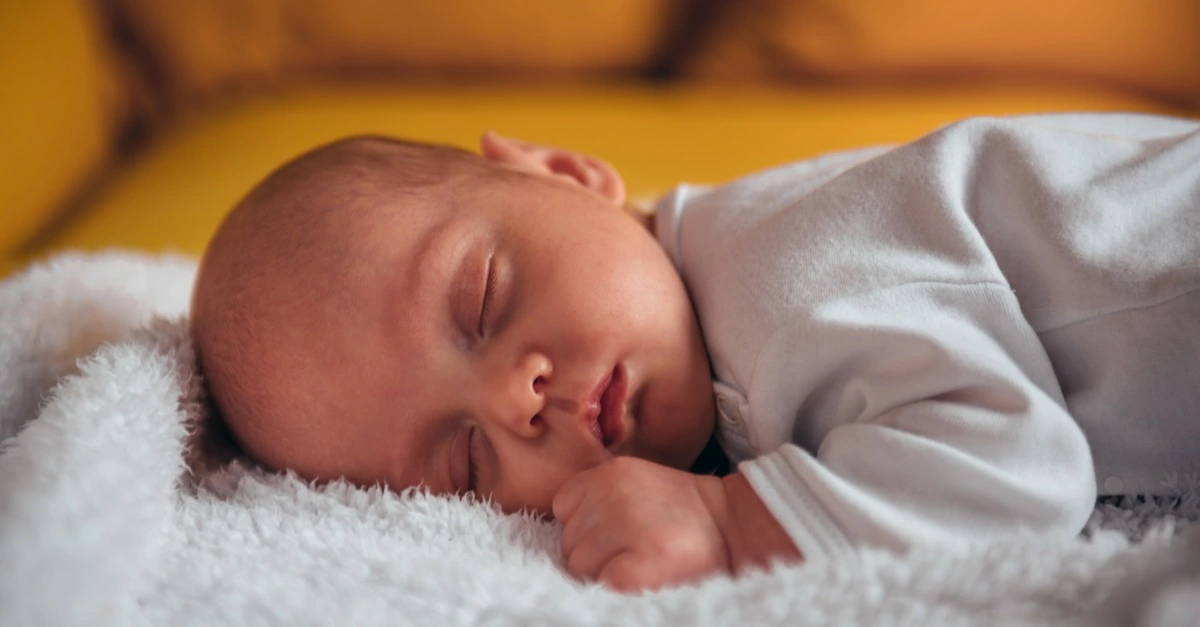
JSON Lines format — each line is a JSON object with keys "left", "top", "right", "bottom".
{"left": 4, "top": 0, "right": 1198, "bottom": 278}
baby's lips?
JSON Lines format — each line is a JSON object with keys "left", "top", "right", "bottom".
{"left": 579, "top": 368, "right": 614, "bottom": 447}
{"left": 599, "top": 365, "right": 628, "bottom": 449}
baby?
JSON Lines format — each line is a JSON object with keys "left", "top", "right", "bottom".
{"left": 191, "top": 114, "right": 1200, "bottom": 592}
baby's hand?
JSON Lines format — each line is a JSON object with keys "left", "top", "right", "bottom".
{"left": 552, "top": 457, "right": 731, "bottom": 592}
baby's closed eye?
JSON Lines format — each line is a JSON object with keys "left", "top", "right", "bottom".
{"left": 449, "top": 424, "right": 488, "bottom": 495}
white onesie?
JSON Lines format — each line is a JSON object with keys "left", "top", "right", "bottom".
{"left": 654, "top": 113, "right": 1200, "bottom": 564}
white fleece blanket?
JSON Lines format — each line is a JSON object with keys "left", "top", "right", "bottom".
{"left": 1, "top": 251, "right": 1198, "bottom": 627}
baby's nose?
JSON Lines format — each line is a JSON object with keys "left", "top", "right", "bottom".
{"left": 491, "top": 352, "right": 551, "bottom": 438}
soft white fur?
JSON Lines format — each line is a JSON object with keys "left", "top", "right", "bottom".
{"left": 1, "top": 252, "right": 1197, "bottom": 627}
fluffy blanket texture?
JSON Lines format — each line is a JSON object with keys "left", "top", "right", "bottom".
{"left": 1, "top": 252, "right": 1197, "bottom": 626}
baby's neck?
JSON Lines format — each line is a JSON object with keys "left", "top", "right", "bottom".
{"left": 624, "top": 200, "right": 655, "bottom": 236}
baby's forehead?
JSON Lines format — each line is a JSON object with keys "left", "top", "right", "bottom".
{"left": 238, "top": 150, "right": 539, "bottom": 301}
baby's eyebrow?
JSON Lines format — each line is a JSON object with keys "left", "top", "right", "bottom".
{"left": 407, "top": 218, "right": 455, "bottom": 312}
{"left": 381, "top": 216, "right": 459, "bottom": 338}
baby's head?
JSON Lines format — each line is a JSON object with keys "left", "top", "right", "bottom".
{"left": 191, "top": 132, "right": 715, "bottom": 516}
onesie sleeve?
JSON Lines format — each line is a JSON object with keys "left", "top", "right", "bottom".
{"left": 651, "top": 115, "right": 1187, "bottom": 566}
{"left": 738, "top": 281, "right": 1098, "bottom": 565}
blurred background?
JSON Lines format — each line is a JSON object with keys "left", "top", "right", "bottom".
{"left": 3, "top": 0, "right": 1198, "bottom": 274}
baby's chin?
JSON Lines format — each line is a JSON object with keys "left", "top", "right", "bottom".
{"left": 632, "top": 420, "right": 717, "bottom": 475}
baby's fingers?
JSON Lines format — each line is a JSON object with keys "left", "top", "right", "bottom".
{"left": 559, "top": 505, "right": 601, "bottom": 558}
{"left": 565, "top": 531, "right": 625, "bottom": 582}
{"left": 596, "top": 552, "right": 664, "bottom": 594}
{"left": 551, "top": 466, "right": 596, "bottom": 522}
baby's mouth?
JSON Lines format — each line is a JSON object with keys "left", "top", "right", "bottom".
{"left": 597, "top": 365, "right": 627, "bottom": 449}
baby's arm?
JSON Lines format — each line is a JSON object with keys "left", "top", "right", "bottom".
{"left": 704, "top": 471, "right": 804, "bottom": 574}
{"left": 739, "top": 281, "right": 1098, "bottom": 564}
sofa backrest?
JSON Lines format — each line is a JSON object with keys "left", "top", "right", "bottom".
{"left": 104, "top": 0, "right": 684, "bottom": 108}
{"left": 689, "top": 0, "right": 1200, "bottom": 107}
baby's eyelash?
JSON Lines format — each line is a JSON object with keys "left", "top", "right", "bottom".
{"left": 467, "top": 426, "right": 481, "bottom": 492}
{"left": 478, "top": 255, "right": 497, "bottom": 336}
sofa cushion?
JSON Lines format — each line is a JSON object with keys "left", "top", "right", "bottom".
{"left": 25, "top": 82, "right": 1184, "bottom": 262}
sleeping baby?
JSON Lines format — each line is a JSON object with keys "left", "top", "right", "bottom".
{"left": 190, "top": 113, "right": 1200, "bottom": 592}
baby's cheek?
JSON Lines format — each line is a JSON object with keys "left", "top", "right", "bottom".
{"left": 489, "top": 485, "right": 553, "bottom": 518}
{"left": 492, "top": 460, "right": 589, "bottom": 518}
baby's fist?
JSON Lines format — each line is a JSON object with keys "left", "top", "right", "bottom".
{"left": 552, "top": 457, "right": 730, "bottom": 592}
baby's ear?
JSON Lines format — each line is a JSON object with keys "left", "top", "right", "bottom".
{"left": 479, "top": 131, "right": 626, "bottom": 205}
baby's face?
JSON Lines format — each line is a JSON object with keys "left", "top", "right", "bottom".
{"left": 224, "top": 135, "right": 715, "bottom": 517}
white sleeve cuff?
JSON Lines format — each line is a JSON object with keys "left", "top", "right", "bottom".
{"left": 739, "top": 447, "right": 854, "bottom": 566}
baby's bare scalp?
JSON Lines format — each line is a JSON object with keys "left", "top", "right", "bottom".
{"left": 190, "top": 136, "right": 473, "bottom": 470}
